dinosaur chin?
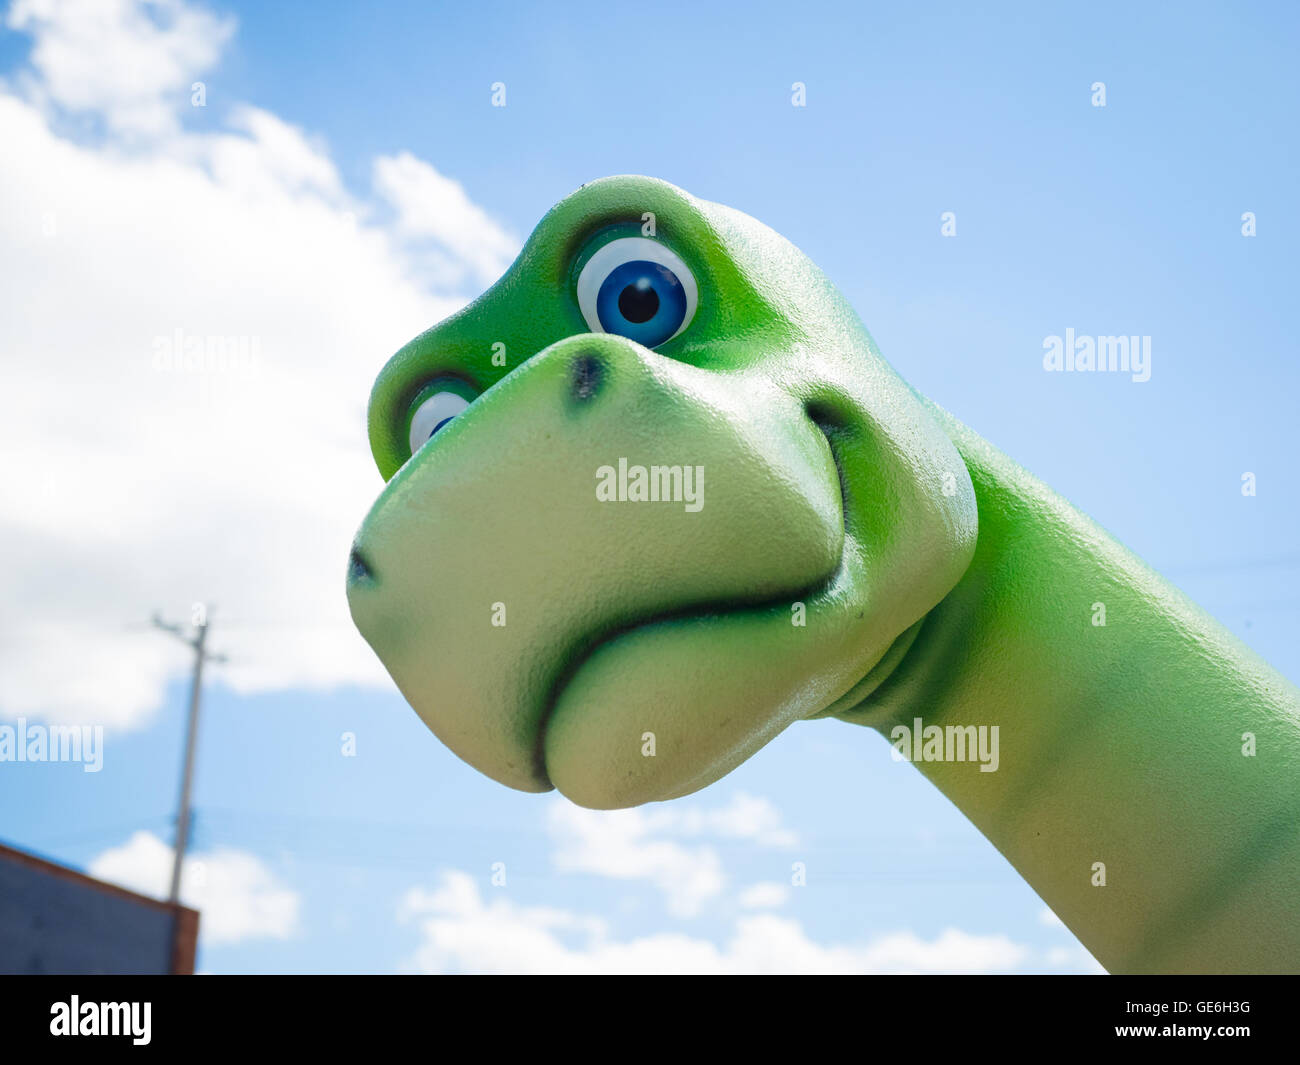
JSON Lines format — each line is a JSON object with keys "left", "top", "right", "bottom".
{"left": 346, "top": 176, "right": 978, "bottom": 809}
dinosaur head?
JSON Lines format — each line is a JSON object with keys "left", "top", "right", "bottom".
{"left": 347, "top": 176, "right": 977, "bottom": 808}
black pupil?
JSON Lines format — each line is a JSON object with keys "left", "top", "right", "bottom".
{"left": 618, "top": 279, "right": 660, "bottom": 324}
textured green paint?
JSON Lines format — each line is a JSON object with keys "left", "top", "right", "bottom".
{"left": 348, "top": 176, "right": 1300, "bottom": 974}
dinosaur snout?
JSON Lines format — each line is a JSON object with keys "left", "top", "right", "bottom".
{"left": 346, "top": 331, "right": 845, "bottom": 802}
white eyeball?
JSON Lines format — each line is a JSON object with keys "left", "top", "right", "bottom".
{"left": 576, "top": 237, "right": 698, "bottom": 348}
{"left": 408, "top": 390, "right": 471, "bottom": 455}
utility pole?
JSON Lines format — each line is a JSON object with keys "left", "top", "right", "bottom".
{"left": 153, "top": 606, "right": 226, "bottom": 904}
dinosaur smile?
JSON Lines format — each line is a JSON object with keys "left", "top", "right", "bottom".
{"left": 347, "top": 176, "right": 977, "bottom": 808}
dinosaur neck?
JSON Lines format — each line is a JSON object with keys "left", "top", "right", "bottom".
{"left": 841, "top": 409, "right": 1300, "bottom": 974}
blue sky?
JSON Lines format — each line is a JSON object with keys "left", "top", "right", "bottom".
{"left": 0, "top": 0, "right": 1296, "bottom": 973}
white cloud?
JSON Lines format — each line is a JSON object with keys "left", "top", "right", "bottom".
{"left": 7, "top": 0, "right": 235, "bottom": 137}
{"left": 648, "top": 790, "right": 800, "bottom": 848}
{"left": 738, "top": 881, "right": 789, "bottom": 909}
{"left": 205, "top": 105, "right": 348, "bottom": 203}
{"left": 545, "top": 793, "right": 798, "bottom": 917}
{"left": 0, "top": 0, "right": 519, "bottom": 729}
{"left": 89, "top": 830, "right": 300, "bottom": 945}
{"left": 1039, "top": 906, "right": 1106, "bottom": 972}
{"left": 399, "top": 870, "right": 1031, "bottom": 975}
{"left": 548, "top": 802, "right": 725, "bottom": 918}
{"left": 373, "top": 151, "right": 518, "bottom": 287}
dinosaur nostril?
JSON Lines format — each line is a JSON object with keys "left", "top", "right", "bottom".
{"left": 570, "top": 353, "right": 605, "bottom": 403}
{"left": 348, "top": 546, "right": 373, "bottom": 583}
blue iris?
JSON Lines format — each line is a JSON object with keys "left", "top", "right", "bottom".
{"left": 595, "top": 260, "right": 688, "bottom": 347}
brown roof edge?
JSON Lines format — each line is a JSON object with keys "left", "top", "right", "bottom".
{"left": 169, "top": 905, "right": 200, "bottom": 975}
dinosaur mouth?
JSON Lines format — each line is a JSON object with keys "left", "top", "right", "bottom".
{"left": 347, "top": 547, "right": 373, "bottom": 583}
{"left": 530, "top": 411, "right": 851, "bottom": 785}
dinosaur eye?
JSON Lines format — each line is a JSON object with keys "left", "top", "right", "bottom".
{"left": 408, "top": 389, "right": 471, "bottom": 455}
{"left": 576, "top": 237, "right": 697, "bottom": 348}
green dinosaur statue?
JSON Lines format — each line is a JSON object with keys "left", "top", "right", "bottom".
{"left": 347, "top": 176, "right": 1300, "bottom": 975}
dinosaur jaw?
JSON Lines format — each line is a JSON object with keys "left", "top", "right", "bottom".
{"left": 540, "top": 404, "right": 977, "bottom": 809}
